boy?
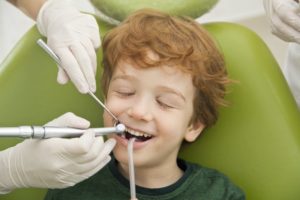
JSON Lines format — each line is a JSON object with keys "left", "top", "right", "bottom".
{"left": 45, "top": 9, "right": 245, "bottom": 200}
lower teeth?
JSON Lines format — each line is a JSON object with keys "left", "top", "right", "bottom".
{"left": 125, "top": 131, "right": 150, "bottom": 141}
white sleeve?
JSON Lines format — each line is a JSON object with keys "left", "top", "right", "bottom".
{"left": 283, "top": 43, "right": 300, "bottom": 109}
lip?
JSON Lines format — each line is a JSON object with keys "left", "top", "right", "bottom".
{"left": 124, "top": 124, "right": 154, "bottom": 137}
{"left": 113, "top": 124, "right": 154, "bottom": 149}
{"left": 113, "top": 134, "right": 153, "bottom": 149}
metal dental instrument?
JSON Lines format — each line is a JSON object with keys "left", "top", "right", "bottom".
{"left": 0, "top": 124, "right": 125, "bottom": 139}
{"left": 36, "top": 38, "right": 118, "bottom": 121}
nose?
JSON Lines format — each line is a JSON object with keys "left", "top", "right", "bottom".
{"left": 127, "top": 95, "right": 153, "bottom": 121}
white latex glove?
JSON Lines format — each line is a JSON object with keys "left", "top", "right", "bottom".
{"left": 0, "top": 112, "right": 116, "bottom": 194}
{"left": 36, "top": 0, "right": 101, "bottom": 93}
{"left": 263, "top": 0, "right": 300, "bottom": 43}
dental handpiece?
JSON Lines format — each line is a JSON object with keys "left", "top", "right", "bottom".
{"left": 0, "top": 124, "right": 125, "bottom": 139}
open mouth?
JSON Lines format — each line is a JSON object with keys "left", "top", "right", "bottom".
{"left": 116, "top": 122, "right": 153, "bottom": 142}
{"left": 124, "top": 128, "right": 153, "bottom": 142}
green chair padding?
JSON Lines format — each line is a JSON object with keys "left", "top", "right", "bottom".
{"left": 180, "top": 23, "right": 300, "bottom": 199}
{"left": 0, "top": 19, "right": 300, "bottom": 200}
{"left": 0, "top": 19, "right": 113, "bottom": 200}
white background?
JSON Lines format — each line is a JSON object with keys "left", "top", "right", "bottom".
{"left": 0, "top": 0, "right": 288, "bottom": 67}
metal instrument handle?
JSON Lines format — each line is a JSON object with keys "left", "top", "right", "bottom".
{"left": 0, "top": 124, "right": 125, "bottom": 139}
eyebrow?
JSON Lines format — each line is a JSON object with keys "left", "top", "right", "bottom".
{"left": 159, "top": 86, "right": 186, "bottom": 102}
{"left": 112, "top": 74, "right": 186, "bottom": 102}
{"left": 111, "top": 74, "right": 136, "bottom": 81}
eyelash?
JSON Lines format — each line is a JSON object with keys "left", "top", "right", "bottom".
{"left": 115, "top": 90, "right": 175, "bottom": 109}
{"left": 116, "top": 91, "right": 134, "bottom": 97}
{"left": 157, "top": 100, "right": 173, "bottom": 109}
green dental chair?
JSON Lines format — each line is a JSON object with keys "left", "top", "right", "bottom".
{"left": 1, "top": 18, "right": 300, "bottom": 200}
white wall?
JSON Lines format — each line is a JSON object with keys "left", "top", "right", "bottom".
{"left": 198, "top": 0, "right": 288, "bottom": 68}
{"left": 0, "top": 0, "right": 94, "bottom": 63}
{"left": 0, "top": 1, "right": 34, "bottom": 63}
{"left": 0, "top": 0, "right": 288, "bottom": 67}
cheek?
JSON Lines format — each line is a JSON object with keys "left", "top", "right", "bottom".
{"left": 103, "top": 112, "right": 113, "bottom": 127}
{"left": 160, "top": 109, "right": 193, "bottom": 139}
{"left": 159, "top": 112, "right": 188, "bottom": 135}
{"left": 106, "top": 96, "right": 126, "bottom": 115}
{"left": 103, "top": 95, "right": 129, "bottom": 125}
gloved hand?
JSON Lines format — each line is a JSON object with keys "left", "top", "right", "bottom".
{"left": 263, "top": 0, "right": 300, "bottom": 43}
{"left": 0, "top": 112, "right": 116, "bottom": 194}
{"left": 36, "top": 0, "right": 101, "bottom": 93}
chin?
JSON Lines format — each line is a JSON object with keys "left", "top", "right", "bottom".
{"left": 113, "top": 148, "right": 150, "bottom": 168}
{"left": 113, "top": 149, "right": 129, "bottom": 165}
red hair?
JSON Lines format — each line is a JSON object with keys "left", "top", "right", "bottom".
{"left": 102, "top": 9, "right": 229, "bottom": 127}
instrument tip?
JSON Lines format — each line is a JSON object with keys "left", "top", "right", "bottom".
{"left": 116, "top": 123, "right": 126, "bottom": 133}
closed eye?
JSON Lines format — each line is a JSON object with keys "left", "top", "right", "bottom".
{"left": 157, "top": 100, "right": 174, "bottom": 109}
{"left": 116, "top": 91, "right": 135, "bottom": 97}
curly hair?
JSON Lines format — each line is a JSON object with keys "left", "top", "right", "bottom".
{"left": 101, "top": 9, "right": 230, "bottom": 127}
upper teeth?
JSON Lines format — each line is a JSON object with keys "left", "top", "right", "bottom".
{"left": 126, "top": 128, "right": 152, "bottom": 138}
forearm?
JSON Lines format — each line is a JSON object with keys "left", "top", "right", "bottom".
{"left": 8, "top": 0, "right": 46, "bottom": 20}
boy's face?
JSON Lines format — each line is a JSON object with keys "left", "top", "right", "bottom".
{"left": 103, "top": 59, "right": 204, "bottom": 169}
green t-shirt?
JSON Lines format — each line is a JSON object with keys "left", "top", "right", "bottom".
{"left": 45, "top": 158, "right": 245, "bottom": 200}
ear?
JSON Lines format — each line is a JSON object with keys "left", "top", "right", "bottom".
{"left": 184, "top": 121, "right": 205, "bottom": 142}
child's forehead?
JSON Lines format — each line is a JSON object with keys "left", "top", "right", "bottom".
{"left": 112, "top": 60, "right": 195, "bottom": 91}
{"left": 114, "top": 59, "right": 188, "bottom": 78}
